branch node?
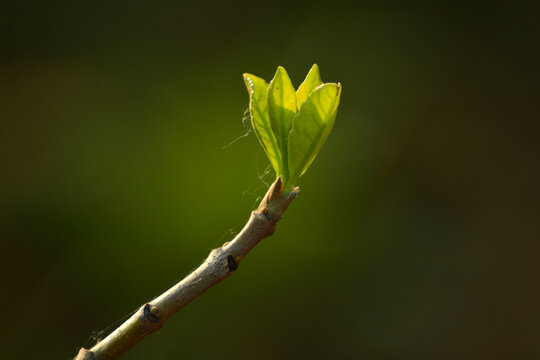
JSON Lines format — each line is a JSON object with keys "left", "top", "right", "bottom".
{"left": 74, "top": 348, "right": 95, "bottom": 360}
{"left": 143, "top": 304, "right": 160, "bottom": 323}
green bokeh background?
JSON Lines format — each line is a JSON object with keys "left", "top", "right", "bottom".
{"left": 1, "top": 1, "right": 539, "bottom": 359}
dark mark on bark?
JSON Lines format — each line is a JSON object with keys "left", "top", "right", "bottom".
{"left": 227, "top": 255, "right": 238, "bottom": 272}
{"left": 143, "top": 304, "right": 160, "bottom": 323}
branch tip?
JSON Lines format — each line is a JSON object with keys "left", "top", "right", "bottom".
{"left": 268, "top": 176, "right": 283, "bottom": 202}
{"left": 256, "top": 177, "right": 298, "bottom": 223}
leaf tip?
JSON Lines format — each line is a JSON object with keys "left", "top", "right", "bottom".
{"left": 273, "top": 66, "right": 291, "bottom": 80}
{"left": 242, "top": 73, "right": 253, "bottom": 91}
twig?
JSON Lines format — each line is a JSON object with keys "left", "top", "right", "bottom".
{"left": 75, "top": 177, "right": 298, "bottom": 360}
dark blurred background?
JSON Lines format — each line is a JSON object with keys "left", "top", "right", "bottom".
{"left": 1, "top": 1, "right": 539, "bottom": 359}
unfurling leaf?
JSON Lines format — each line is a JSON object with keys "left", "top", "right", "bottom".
{"left": 243, "top": 73, "right": 283, "bottom": 175}
{"left": 268, "top": 66, "right": 297, "bottom": 183}
{"left": 242, "top": 65, "right": 342, "bottom": 192}
{"left": 287, "top": 83, "right": 341, "bottom": 189}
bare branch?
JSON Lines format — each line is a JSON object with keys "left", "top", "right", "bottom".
{"left": 75, "top": 177, "right": 298, "bottom": 360}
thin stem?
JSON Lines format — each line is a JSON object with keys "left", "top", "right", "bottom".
{"left": 74, "top": 177, "right": 298, "bottom": 360}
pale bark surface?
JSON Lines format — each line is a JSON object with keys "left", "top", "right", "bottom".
{"left": 75, "top": 178, "right": 297, "bottom": 360}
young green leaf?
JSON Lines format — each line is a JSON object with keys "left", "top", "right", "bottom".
{"left": 286, "top": 83, "right": 342, "bottom": 189}
{"left": 267, "top": 66, "right": 297, "bottom": 183}
{"left": 243, "top": 73, "right": 283, "bottom": 175}
{"left": 296, "top": 64, "right": 323, "bottom": 110}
